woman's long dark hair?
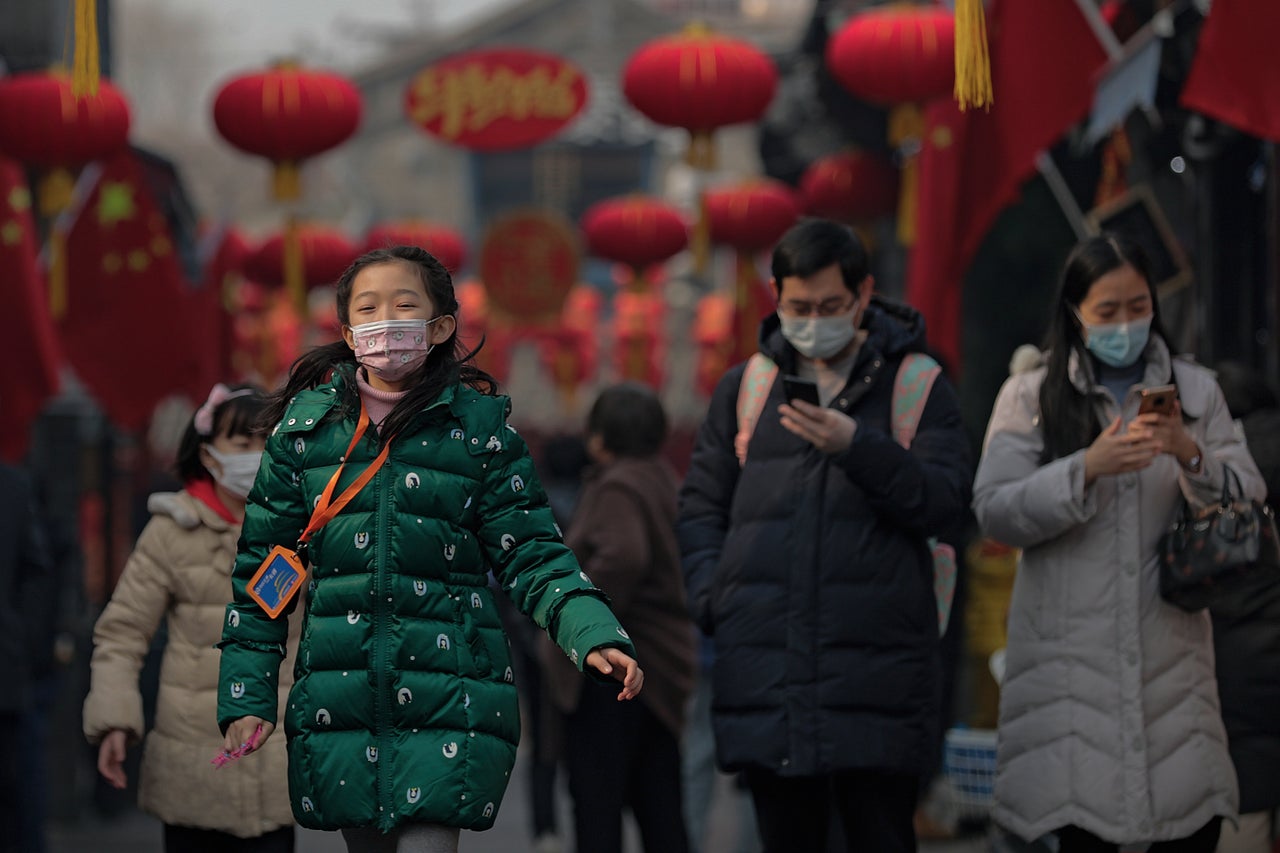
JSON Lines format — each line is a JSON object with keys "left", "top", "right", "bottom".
{"left": 262, "top": 246, "right": 497, "bottom": 443}
{"left": 1039, "top": 233, "right": 1173, "bottom": 462}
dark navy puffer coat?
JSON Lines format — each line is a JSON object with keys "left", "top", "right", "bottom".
{"left": 678, "top": 300, "right": 972, "bottom": 777}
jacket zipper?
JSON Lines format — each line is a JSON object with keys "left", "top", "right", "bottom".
{"left": 373, "top": 447, "right": 392, "bottom": 828}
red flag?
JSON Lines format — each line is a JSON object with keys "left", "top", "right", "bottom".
{"left": 57, "top": 152, "right": 206, "bottom": 431}
{"left": 1180, "top": 0, "right": 1280, "bottom": 142}
{"left": 0, "top": 157, "right": 61, "bottom": 461}
{"left": 906, "top": 0, "right": 1107, "bottom": 372}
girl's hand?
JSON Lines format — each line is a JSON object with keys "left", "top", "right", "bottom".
{"left": 223, "top": 715, "right": 273, "bottom": 757}
{"left": 585, "top": 647, "right": 644, "bottom": 701}
{"left": 1084, "top": 417, "right": 1162, "bottom": 485}
{"left": 1130, "top": 402, "right": 1200, "bottom": 467}
{"left": 97, "top": 729, "right": 128, "bottom": 790}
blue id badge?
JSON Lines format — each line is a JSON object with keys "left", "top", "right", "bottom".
{"left": 247, "top": 545, "right": 306, "bottom": 619}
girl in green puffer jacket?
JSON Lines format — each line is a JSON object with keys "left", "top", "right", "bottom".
{"left": 217, "top": 246, "right": 643, "bottom": 853}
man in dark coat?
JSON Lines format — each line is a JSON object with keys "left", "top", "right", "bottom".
{"left": 677, "top": 219, "right": 972, "bottom": 852}
{"left": 0, "top": 463, "right": 53, "bottom": 853}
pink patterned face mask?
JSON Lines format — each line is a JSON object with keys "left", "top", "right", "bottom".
{"left": 349, "top": 318, "right": 443, "bottom": 381}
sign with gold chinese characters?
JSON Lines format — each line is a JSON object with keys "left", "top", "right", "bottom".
{"left": 478, "top": 211, "right": 579, "bottom": 320}
{"left": 404, "top": 48, "right": 589, "bottom": 151}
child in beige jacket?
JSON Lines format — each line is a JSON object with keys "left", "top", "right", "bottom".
{"left": 84, "top": 383, "right": 301, "bottom": 852}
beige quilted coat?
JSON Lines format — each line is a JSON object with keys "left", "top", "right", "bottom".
{"left": 973, "top": 339, "right": 1261, "bottom": 844}
{"left": 83, "top": 490, "right": 300, "bottom": 837}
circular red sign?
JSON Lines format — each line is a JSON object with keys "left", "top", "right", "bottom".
{"left": 404, "top": 48, "right": 589, "bottom": 151}
{"left": 479, "top": 211, "right": 579, "bottom": 320}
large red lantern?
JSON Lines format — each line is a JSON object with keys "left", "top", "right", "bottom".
{"left": 581, "top": 196, "right": 688, "bottom": 285}
{"left": 705, "top": 179, "right": 800, "bottom": 252}
{"left": 705, "top": 180, "right": 797, "bottom": 361}
{"left": 825, "top": 8, "right": 955, "bottom": 106}
{"left": 825, "top": 8, "right": 961, "bottom": 247}
{"left": 244, "top": 225, "right": 358, "bottom": 292}
{"left": 623, "top": 24, "right": 777, "bottom": 170}
{"left": 363, "top": 221, "right": 468, "bottom": 274}
{"left": 0, "top": 70, "right": 132, "bottom": 316}
{"left": 800, "top": 150, "right": 899, "bottom": 224}
{"left": 213, "top": 63, "right": 362, "bottom": 201}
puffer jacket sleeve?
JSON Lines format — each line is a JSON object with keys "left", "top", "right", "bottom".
{"left": 676, "top": 367, "right": 743, "bottom": 634}
{"left": 83, "top": 517, "right": 175, "bottom": 745}
{"left": 973, "top": 372, "right": 1100, "bottom": 548}
{"left": 217, "top": 424, "right": 309, "bottom": 734}
{"left": 475, "top": 401, "right": 636, "bottom": 676}
{"left": 833, "top": 368, "right": 972, "bottom": 536}
{"left": 1177, "top": 371, "right": 1266, "bottom": 508}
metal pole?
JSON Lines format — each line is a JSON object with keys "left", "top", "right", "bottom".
{"left": 1035, "top": 151, "right": 1090, "bottom": 239}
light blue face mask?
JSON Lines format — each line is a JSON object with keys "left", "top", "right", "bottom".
{"left": 1077, "top": 312, "right": 1152, "bottom": 368}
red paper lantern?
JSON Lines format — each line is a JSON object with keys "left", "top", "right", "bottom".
{"left": 363, "top": 221, "right": 468, "bottom": 274}
{"left": 0, "top": 71, "right": 132, "bottom": 316}
{"left": 705, "top": 179, "right": 801, "bottom": 252}
{"left": 213, "top": 63, "right": 362, "bottom": 200}
{"left": 581, "top": 196, "right": 688, "bottom": 273}
{"left": 825, "top": 8, "right": 956, "bottom": 106}
{"left": 623, "top": 24, "right": 777, "bottom": 168}
{"left": 800, "top": 151, "right": 899, "bottom": 223}
{"left": 244, "top": 225, "right": 359, "bottom": 291}
{"left": 0, "top": 71, "right": 131, "bottom": 173}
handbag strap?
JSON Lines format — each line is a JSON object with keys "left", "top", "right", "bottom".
{"left": 1220, "top": 463, "right": 1243, "bottom": 505}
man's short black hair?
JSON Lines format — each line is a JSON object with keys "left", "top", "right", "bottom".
{"left": 586, "top": 383, "right": 667, "bottom": 459}
{"left": 770, "top": 218, "right": 870, "bottom": 296}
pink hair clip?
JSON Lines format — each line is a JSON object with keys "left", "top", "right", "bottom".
{"left": 194, "top": 383, "right": 254, "bottom": 436}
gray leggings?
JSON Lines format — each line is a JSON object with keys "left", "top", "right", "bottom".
{"left": 341, "top": 824, "right": 460, "bottom": 853}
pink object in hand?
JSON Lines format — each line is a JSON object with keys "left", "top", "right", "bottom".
{"left": 211, "top": 723, "right": 262, "bottom": 768}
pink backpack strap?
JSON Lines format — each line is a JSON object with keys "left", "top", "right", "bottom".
{"left": 891, "top": 353, "right": 942, "bottom": 449}
{"left": 734, "top": 353, "right": 778, "bottom": 467}
{"left": 891, "top": 353, "right": 956, "bottom": 635}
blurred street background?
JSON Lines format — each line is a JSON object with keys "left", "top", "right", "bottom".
{"left": 0, "top": 0, "right": 1276, "bottom": 851}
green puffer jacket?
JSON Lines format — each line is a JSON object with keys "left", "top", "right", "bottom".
{"left": 217, "top": 370, "right": 635, "bottom": 833}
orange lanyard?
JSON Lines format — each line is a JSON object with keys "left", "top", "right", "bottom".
{"left": 298, "top": 404, "right": 393, "bottom": 547}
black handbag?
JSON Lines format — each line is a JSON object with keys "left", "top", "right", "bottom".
{"left": 1159, "top": 465, "right": 1280, "bottom": 612}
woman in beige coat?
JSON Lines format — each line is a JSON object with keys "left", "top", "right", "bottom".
{"left": 972, "top": 235, "right": 1263, "bottom": 852}
{"left": 84, "top": 384, "right": 300, "bottom": 852}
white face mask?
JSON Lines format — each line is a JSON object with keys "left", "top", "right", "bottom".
{"left": 779, "top": 306, "right": 860, "bottom": 360}
{"left": 204, "top": 446, "right": 263, "bottom": 500}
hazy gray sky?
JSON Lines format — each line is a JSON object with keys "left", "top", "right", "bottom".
{"left": 121, "top": 0, "right": 521, "bottom": 74}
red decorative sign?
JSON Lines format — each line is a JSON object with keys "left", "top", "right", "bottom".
{"left": 479, "top": 211, "right": 579, "bottom": 320}
{"left": 404, "top": 48, "right": 589, "bottom": 151}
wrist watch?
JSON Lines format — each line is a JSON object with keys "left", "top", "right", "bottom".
{"left": 1183, "top": 452, "right": 1202, "bottom": 473}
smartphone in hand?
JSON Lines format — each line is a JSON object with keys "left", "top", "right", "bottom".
{"left": 782, "top": 375, "right": 821, "bottom": 407}
{"left": 1138, "top": 384, "right": 1178, "bottom": 416}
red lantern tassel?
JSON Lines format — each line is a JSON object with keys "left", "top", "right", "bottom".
{"left": 888, "top": 104, "right": 924, "bottom": 247}
{"left": 72, "top": 0, "right": 101, "bottom": 98}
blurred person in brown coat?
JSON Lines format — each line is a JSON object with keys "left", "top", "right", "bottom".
{"left": 544, "top": 383, "right": 697, "bottom": 853}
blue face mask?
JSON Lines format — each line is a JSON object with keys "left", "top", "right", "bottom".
{"left": 1078, "top": 313, "right": 1152, "bottom": 368}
